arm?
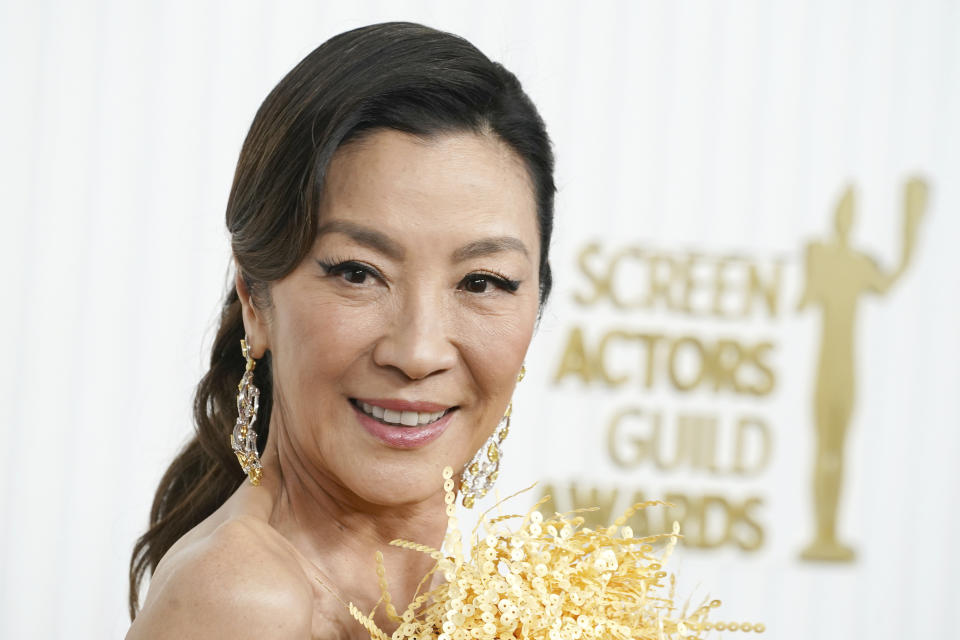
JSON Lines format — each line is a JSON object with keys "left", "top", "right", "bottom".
{"left": 867, "top": 177, "right": 929, "bottom": 295}
{"left": 864, "top": 255, "right": 899, "bottom": 295}
{"left": 898, "top": 177, "right": 928, "bottom": 272}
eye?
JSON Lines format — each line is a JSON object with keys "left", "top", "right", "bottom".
{"left": 458, "top": 273, "right": 520, "bottom": 294}
{"left": 316, "top": 259, "right": 382, "bottom": 286}
{"left": 340, "top": 266, "right": 369, "bottom": 284}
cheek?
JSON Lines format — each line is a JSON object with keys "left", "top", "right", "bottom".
{"left": 273, "top": 296, "right": 385, "bottom": 388}
{"left": 457, "top": 304, "right": 537, "bottom": 397}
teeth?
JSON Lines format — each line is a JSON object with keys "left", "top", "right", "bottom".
{"left": 358, "top": 401, "right": 448, "bottom": 427}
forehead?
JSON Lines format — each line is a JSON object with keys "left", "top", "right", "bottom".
{"left": 319, "top": 129, "right": 538, "bottom": 244}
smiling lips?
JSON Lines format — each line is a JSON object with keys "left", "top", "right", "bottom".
{"left": 355, "top": 400, "right": 450, "bottom": 426}
{"left": 350, "top": 397, "right": 457, "bottom": 449}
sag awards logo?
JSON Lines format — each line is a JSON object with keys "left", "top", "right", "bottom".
{"left": 540, "top": 177, "right": 927, "bottom": 563}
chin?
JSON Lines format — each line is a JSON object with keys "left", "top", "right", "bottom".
{"left": 342, "top": 459, "right": 449, "bottom": 508}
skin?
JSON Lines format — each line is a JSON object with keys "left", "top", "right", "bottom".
{"left": 126, "top": 129, "right": 541, "bottom": 639}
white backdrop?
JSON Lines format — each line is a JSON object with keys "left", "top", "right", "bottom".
{"left": 2, "top": 1, "right": 958, "bottom": 638}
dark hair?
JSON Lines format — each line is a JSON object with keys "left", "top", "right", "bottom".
{"left": 128, "top": 21, "right": 555, "bottom": 618}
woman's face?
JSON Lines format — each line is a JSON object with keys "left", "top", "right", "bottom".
{"left": 247, "top": 129, "right": 540, "bottom": 506}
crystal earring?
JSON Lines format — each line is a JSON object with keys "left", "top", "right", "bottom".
{"left": 459, "top": 364, "right": 525, "bottom": 508}
{"left": 231, "top": 336, "right": 263, "bottom": 485}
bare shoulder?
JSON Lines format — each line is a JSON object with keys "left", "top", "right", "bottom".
{"left": 127, "top": 516, "right": 314, "bottom": 640}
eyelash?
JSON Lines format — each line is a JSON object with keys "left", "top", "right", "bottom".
{"left": 316, "top": 259, "right": 382, "bottom": 285}
{"left": 316, "top": 259, "right": 520, "bottom": 293}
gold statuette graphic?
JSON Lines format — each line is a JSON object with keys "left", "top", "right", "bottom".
{"left": 797, "top": 178, "right": 927, "bottom": 562}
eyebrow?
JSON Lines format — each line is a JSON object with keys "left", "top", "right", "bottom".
{"left": 451, "top": 236, "right": 530, "bottom": 262}
{"left": 316, "top": 220, "right": 529, "bottom": 262}
{"left": 316, "top": 220, "right": 405, "bottom": 260}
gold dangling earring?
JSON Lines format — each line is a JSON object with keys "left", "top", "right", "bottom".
{"left": 460, "top": 364, "right": 525, "bottom": 508}
{"left": 231, "top": 336, "right": 263, "bottom": 485}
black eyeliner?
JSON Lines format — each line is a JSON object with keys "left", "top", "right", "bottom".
{"left": 464, "top": 272, "right": 521, "bottom": 293}
{"left": 494, "top": 276, "right": 521, "bottom": 292}
{"left": 316, "top": 258, "right": 382, "bottom": 279}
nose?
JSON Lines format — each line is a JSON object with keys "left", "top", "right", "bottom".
{"left": 372, "top": 288, "right": 458, "bottom": 380}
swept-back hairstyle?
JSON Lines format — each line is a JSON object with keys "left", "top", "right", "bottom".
{"left": 128, "top": 21, "right": 555, "bottom": 617}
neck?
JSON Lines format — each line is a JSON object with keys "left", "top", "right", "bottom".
{"left": 253, "top": 428, "right": 450, "bottom": 629}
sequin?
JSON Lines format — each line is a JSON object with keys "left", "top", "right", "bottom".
{"left": 340, "top": 469, "right": 763, "bottom": 639}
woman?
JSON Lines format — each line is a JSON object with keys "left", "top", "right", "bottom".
{"left": 127, "top": 22, "right": 555, "bottom": 639}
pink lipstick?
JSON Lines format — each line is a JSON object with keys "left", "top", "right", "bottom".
{"left": 350, "top": 399, "right": 455, "bottom": 449}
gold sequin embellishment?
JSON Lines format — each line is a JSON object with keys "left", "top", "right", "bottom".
{"left": 342, "top": 467, "right": 763, "bottom": 639}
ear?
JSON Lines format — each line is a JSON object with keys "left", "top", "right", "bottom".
{"left": 235, "top": 265, "right": 270, "bottom": 359}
